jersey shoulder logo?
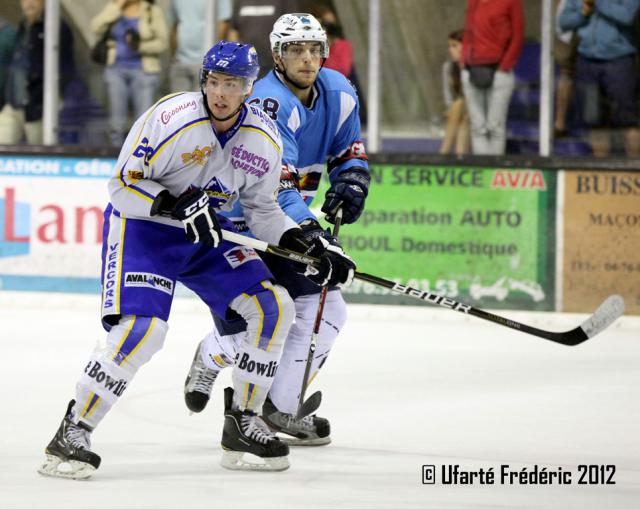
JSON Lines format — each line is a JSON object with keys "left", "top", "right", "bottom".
{"left": 127, "top": 170, "right": 144, "bottom": 181}
{"left": 181, "top": 144, "right": 214, "bottom": 167}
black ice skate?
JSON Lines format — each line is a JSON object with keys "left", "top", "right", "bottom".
{"left": 38, "top": 400, "right": 101, "bottom": 480}
{"left": 262, "top": 396, "right": 331, "bottom": 446}
{"left": 184, "top": 340, "right": 219, "bottom": 413}
{"left": 220, "top": 388, "right": 290, "bottom": 471}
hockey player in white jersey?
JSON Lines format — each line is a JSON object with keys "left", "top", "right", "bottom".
{"left": 38, "top": 41, "right": 356, "bottom": 478}
{"left": 184, "top": 14, "right": 370, "bottom": 445}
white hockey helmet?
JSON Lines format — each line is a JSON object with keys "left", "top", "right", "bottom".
{"left": 269, "top": 13, "right": 329, "bottom": 58}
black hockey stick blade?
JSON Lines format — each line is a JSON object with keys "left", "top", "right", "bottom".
{"left": 476, "top": 293, "right": 625, "bottom": 346}
{"left": 354, "top": 271, "right": 625, "bottom": 346}
{"left": 218, "top": 230, "right": 626, "bottom": 346}
{"left": 296, "top": 390, "right": 322, "bottom": 420}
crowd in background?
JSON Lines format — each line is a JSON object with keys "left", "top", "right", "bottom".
{"left": 0, "top": 0, "right": 75, "bottom": 145}
{"left": 441, "top": 0, "right": 640, "bottom": 157}
{"left": 559, "top": 0, "right": 640, "bottom": 157}
{"left": 0, "top": 0, "right": 639, "bottom": 157}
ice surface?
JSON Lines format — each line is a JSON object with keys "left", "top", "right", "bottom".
{"left": 0, "top": 293, "right": 638, "bottom": 509}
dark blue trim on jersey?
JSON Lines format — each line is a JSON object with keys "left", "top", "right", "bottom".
{"left": 129, "top": 184, "right": 156, "bottom": 200}
{"left": 212, "top": 105, "right": 248, "bottom": 149}
{"left": 242, "top": 124, "right": 280, "bottom": 151}
{"left": 150, "top": 116, "right": 210, "bottom": 161}
{"left": 157, "top": 92, "right": 186, "bottom": 107}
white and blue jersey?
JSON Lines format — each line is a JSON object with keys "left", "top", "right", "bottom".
{"left": 100, "top": 92, "right": 297, "bottom": 326}
{"left": 108, "top": 91, "right": 296, "bottom": 244}
{"left": 226, "top": 68, "right": 369, "bottom": 228}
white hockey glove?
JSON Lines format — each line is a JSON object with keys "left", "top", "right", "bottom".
{"left": 172, "top": 189, "right": 222, "bottom": 247}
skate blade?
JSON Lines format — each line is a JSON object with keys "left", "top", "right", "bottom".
{"left": 38, "top": 454, "right": 96, "bottom": 480}
{"left": 281, "top": 435, "right": 331, "bottom": 447}
{"left": 220, "top": 449, "right": 289, "bottom": 472}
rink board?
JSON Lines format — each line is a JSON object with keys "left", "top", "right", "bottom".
{"left": 317, "top": 165, "right": 556, "bottom": 311}
{"left": 1, "top": 154, "right": 638, "bottom": 313}
{"left": 562, "top": 171, "right": 640, "bottom": 314}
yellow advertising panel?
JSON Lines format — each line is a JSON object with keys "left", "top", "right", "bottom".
{"left": 563, "top": 171, "right": 640, "bottom": 314}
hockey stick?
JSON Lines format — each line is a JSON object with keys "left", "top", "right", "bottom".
{"left": 220, "top": 230, "right": 625, "bottom": 346}
{"left": 296, "top": 209, "right": 343, "bottom": 419}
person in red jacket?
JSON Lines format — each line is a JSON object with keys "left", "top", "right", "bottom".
{"left": 315, "top": 5, "right": 352, "bottom": 78}
{"left": 461, "top": 0, "right": 524, "bottom": 155}
{"left": 312, "top": 5, "right": 367, "bottom": 125}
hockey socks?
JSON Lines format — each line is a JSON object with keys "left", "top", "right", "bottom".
{"left": 74, "top": 315, "right": 168, "bottom": 429}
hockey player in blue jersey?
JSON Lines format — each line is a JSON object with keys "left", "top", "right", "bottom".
{"left": 184, "top": 14, "right": 370, "bottom": 446}
{"left": 38, "top": 40, "right": 356, "bottom": 478}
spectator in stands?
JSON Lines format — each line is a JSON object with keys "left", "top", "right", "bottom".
{"left": 313, "top": 4, "right": 368, "bottom": 125}
{"left": 440, "top": 30, "right": 470, "bottom": 156}
{"left": 461, "top": 0, "right": 524, "bottom": 155}
{"left": 560, "top": 0, "right": 640, "bottom": 157}
{"left": 315, "top": 5, "right": 352, "bottom": 78}
{"left": 218, "top": 1, "right": 233, "bottom": 41}
{"left": 0, "top": 16, "right": 17, "bottom": 113}
{"left": 228, "top": 0, "right": 302, "bottom": 77}
{"left": 91, "top": 0, "right": 168, "bottom": 146}
{"left": 0, "top": 0, "right": 74, "bottom": 145}
{"left": 553, "top": 0, "right": 578, "bottom": 138}
{"left": 167, "top": 0, "right": 233, "bottom": 92}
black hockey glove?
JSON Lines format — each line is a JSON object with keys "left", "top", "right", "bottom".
{"left": 321, "top": 168, "right": 370, "bottom": 224}
{"left": 151, "top": 190, "right": 178, "bottom": 217}
{"left": 171, "top": 189, "right": 222, "bottom": 247}
{"left": 279, "top": 221, "right": 356, "bottom": 287}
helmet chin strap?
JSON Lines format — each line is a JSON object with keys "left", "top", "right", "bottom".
{"left": 275, "top": 64, "right": 311, "bottom": 91}
{"left": 202, "top": 90, "right": 247, "bottom": 122}
{"left": 211, "top": 103, "right": 244, "bottom": 122}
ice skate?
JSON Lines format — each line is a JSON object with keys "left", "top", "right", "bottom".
{"left": 38, "top": 400, "right": 101, "bottom": 480}
{"left": 220, "top": 388, "right": 290, "bottom": 471}
{"left": 262, "top": 396, "right": 331, "bottom": 446}
{"left": 184, "top": 340, "right": 219, "bottom": 413}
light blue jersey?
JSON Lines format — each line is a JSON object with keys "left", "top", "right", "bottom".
{"left": 226, "top": 68, "right": 369, "bottom": 229}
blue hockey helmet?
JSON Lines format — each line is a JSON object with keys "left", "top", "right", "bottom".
{"left": 201, "top": 41, "right": 260, "bottom": 92}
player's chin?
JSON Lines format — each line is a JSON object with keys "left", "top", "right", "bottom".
{"left": 213, "top": 105, "right": 230, "bottom": 116}
{"left": 294, "top": 73, "right": 316, "bottom": 88}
